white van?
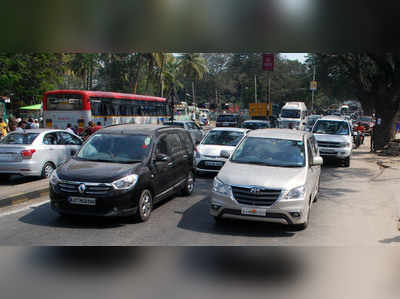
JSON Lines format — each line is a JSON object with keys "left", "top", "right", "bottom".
{"left": 278, "top": 102, "right": 308, "bottom": 130}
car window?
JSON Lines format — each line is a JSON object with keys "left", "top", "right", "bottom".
{"left": 165, "top": 133, "right": 184, "bottom": 153}
{"left": 163, "top": 122, "right": 184, "bottom": 128}
{"left": 0, "top": 133, "right": 39, "bottom": 145}
{"left": 186, "top": 122, "right": 195, "bottom": 130}
{"left": 313, "top": 120, "right": 350, "bottom": 135}
{"left": 58, "top": 132, "right": 82, "bottom": 145}
{"left": 156, "top": 135, "right": 169, "bottom": 155}
{"left": 43, "top": 132, "right": 61, "bottom": 145}
{"left": 178, "top": 131, "right": 194, "bottom": 154}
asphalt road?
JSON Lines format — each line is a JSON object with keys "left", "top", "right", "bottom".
{"left": 0, "top": 142, "right": 399, "bottom": 245}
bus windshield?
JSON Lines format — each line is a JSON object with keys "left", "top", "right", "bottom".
{"left": 46, "top": 94, "right": 83, "bottom": 111}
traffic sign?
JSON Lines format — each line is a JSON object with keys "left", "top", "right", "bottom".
{"left": 310, "top": 80, "right": 317, "bottom": 91}
{"left": 249, "top": 103, "right": 268, "bottom": 117}
{"left": 263, "top": 53, "right": 274, "bottom": 71}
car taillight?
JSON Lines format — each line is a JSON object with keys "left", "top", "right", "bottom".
{"left": 21, "top": 149, "right": 36, "bottom": 159}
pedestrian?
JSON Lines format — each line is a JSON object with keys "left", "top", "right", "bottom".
{"left": 65, "top": 123, "right": 74, "bottom": 134}
{"left": 33, "top": 119, "right": 40, "bottom": 129}
{"left": 95, "top": 121, "right": 102, "bottom": 131}
{"left": 8, "top": 117, "right": 17, "bottom": 132}
{"left": 26, "top": 118, "right": 34, "bottom": 129}
{"left": 0, "top": 118, "right": 8, "bottom": 138}
{"left": 15, "top": 121, "right": 25, "bottom": 133}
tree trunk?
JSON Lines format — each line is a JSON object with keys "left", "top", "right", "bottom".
{"left": 373, "top": 97, "right": 400, "bottom": 150}
{"left": 133, "top": 56, "right": 142, "bottom": 93}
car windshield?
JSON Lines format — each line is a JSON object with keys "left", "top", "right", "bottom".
{"left": 231, "top": 137, "right": 305, "bottom": 167}
{"left": 281, "top": 109, "right": 300, "bottom": 118}
{"left": 77, "top": 134, "right": 151, "bottom": 163}
{"left": 243, "top": 122, "right": 269, "bottom": 130}
{"left": 163, "top": 122, "right": 184, "bottom": 128}
{"left": 202, "top": 130, "right": 244, "bottom": 146}
{"left": 0, "top": 133, "right": 39, "bottom": 144}
{"left": 307, "top": 117, "right": 319, "bottom": 126}
{"left": 313, "top": 120, "right": 350, "bottom": 135}
{"left": 217, "top": 115, "right": 237, "bottom": 122}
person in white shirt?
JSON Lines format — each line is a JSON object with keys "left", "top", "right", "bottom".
{"left": 15, "top": 122, "right": 26, "bottom": 132}
{"left": 65, "top": 123, "right": 75, "bottom": 134}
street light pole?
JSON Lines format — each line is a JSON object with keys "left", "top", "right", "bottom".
{"left": 311, "top": 65, "right": 316, "bottom": 112}
{"left": 254, "top": 75, "right": 257, "bottom": 103}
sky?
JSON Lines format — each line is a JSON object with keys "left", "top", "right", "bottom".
{"left": 280, "top": 53, "right": 308, "bottom": 63}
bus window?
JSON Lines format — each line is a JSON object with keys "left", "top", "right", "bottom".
{"left": 90, "top": 98, "right": 102, "bottom": 116}
{"left": 47, "top": 94, "right": 82, "bottom": 110}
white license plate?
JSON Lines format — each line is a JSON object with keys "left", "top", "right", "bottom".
{"left": 241, "top": 207, "right": 267, "bottom": 216}
{"left": 205, "top": 161, "right": 223, "bottom": 166}
{"left": 68, "top": 197, "right": 96, "bottom": 206}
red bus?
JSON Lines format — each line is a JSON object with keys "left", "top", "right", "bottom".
{"left": 42, "top": 90, "right": 167, "bottom": 129}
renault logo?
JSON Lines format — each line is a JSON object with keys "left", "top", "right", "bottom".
{"left": 250, "top": 187, "right": 261, "bottom": 193}
{"left": 78, "top": 184, "right": 86, "bottom": 194}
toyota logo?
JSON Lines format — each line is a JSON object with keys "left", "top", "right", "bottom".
{"left": 78, "top": 184, "right": 86, "bottom": 194}
{"left": 250, "top": 187, "right": 261, "bottom": 193}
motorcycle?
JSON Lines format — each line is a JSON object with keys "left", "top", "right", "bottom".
{"left": 353, "top": 125, "right": 365, "bottom": 148}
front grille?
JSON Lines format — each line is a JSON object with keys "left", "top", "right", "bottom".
{"left": 231, "top": 186, "right": 281, "bottom": 206}
{"left": 197, "top": 160, "right": 225, "bottom": 170}
{"left": 58, "top": 182, "right": 113, "bottom": 195}
{"left": 317, "top": 141, "right": 342, "bottom": 148}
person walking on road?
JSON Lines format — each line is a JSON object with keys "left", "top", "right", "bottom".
{"left": 65, "top": 123, "right": 74, "bottom": 134}
{"left": 15, "top": 121, "right": 26, "bottom": 133}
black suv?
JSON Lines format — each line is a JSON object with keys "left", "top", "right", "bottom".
{"left": 49, "top": 124, "right": 195, "bottom": 222}
{"left": 216, "top": 114, "right": 241, "bottom": 127}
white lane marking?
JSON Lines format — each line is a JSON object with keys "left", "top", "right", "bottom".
{"left": 0, "top": 199, "right": 49, "bottom": 218}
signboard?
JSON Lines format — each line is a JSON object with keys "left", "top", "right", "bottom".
{"left": 263, "top": 53, "right": 274, "bottom": 71}
{"left": 249, "top": 103, "right": 268, "bottom": 117}
{"left": 310, "top": 80, "right": 317, "bottom": 91}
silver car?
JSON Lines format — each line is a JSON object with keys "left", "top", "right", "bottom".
{"left": 210, "top": 129, "right": 323, "bottom": 230}
{"left": 163, "top": 121, "right": 204, "bottom": 144}
{"left": 195, "top": 127, "right": 249, "bottom": 174}
{"left": 0, "top": 129, "right": 83, "bottom": 178}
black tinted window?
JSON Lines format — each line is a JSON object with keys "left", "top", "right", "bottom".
{"left": 43, "top": 132, "right": 61, "bottom": 145}
{"left": 59, "top": 132, "right": 82, "bottom": 145}
{"left": 178, "top": 131, "right": 194, "bottom": 154}
{"left": 217, "top": 115, "right": 237, "bottom": 122}
{"left": 166, "top": 133, "right": 184, "bottom": 153}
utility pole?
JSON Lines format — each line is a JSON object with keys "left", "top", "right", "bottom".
{"left": 254, "top": 75, "right": 257, "bottom": 103}
{"left": 311, "top": 65, "right": 316, "bottom": 112}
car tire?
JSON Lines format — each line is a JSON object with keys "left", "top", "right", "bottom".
{"left": 344, "top": 157, "right": 350, "bottom": 168}
{"left": 135, "top": 189, "right": 153, "bottom": 222}
{"left": 181, "top": 171, "right": 194, "bottom": 196}
{"left": 41, "top": 162, "right": 55, "bottom": 178}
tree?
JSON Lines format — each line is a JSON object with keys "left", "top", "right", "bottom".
{"left": 311, "top": 53, "right": 400, "bottom": 149}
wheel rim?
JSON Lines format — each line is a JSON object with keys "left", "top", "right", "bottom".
{"left": 187, "top": 172, "right": 194, "bottom": 193}
{"left": 141, "top": 190, "right": 152, "bottom": 218}
{"left": 44, "top": 165, "right": 54, "bottom": 177}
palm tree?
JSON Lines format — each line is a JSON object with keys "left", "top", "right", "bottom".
{"left": 177, "top": 53, "right": 209, "bottom": 105}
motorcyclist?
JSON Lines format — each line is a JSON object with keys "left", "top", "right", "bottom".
{"left": 353, "top": 122, "right": 366, "bottom": 146}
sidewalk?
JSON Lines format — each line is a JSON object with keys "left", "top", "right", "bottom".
{"left": 0, "top": 178, "right": 49, "bottom": 208}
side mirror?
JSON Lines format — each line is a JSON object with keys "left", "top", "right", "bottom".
{"left": 220, "top": 150, "right": 231, "bottom": 159}
{"left": 155, "top": 154, "right": 170, "bottom": 162}
{"left": 312, "top": 156, "right": 323, "bottom": 166}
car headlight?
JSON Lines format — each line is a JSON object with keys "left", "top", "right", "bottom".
{"left": 281, "top": 186, "right": 306, "bottom": 200}
{"left": 212, "top": 177, "right": 231, "bottom": 196}
{"left": 49, "top": 171, "right": 60, "bottom": 185}
{"left": 195, "top": 150, "right": 201, "bottom": 159}
{"left": 112, "top": 174, "right": 139, "bottom": 190}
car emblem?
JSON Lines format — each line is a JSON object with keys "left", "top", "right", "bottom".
{"left": 78, "top": 184, "right": 86, "bottom": 194}
{"left": 250, "top": 187, "right": 261, "bottom": 193}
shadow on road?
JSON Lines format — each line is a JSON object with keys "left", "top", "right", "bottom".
{"left": 176, "top": 195, "right": 296, "bottom": 238}
{"left": 0, "top": 175, "right": 41, "bottom": 186}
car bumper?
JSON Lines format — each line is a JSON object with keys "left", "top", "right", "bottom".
{"left": 195, "top": 157, "right": 227, "bottom": 173}
{"left": 0, "top": 160, "right": 42, "bottom": 176}
{"left": 209, "top": 192, "right": 309, "bottom": 225}
{"left": 318, "top": 147, "right": 352, "bottom": 159}
{"left": 49, "top": 185, "right": 140, "bottom": 217}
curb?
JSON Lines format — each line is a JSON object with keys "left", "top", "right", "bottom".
{"left": 0, "top": 187, "right": 49, "bottom": 209}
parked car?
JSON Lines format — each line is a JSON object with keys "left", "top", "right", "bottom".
{"left": 210, "top": 129, "right": 322, "bottom": 230}
{"left": 0, "top": 129, "right": 83, "bottom": 178}
{"left": 312, "top": 116, "right": 353, "bottom": 167}
{"left": 195, "top": 127, "right": 249, "bottom": 174}
{"left": 49, "top": 124, "right": 195, "bottom": 222}
{"left": 242, "top": 120, "right": 271, "bottom": 130}
{"left": 163, "top": 120, "right": 204, "bottom": 144}
{"left": 216, "top": 114, "right": 242, "bottom": 127}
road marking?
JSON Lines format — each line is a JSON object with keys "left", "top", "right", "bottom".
{"left": 0, "top": 199, "right": 49, "bottom": 218}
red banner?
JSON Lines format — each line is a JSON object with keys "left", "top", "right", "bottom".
{"left": 263, "top": 53, "right": 274, "bottom": 71}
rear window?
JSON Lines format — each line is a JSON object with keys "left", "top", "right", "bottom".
{"left": 163, "top": 122, "right": 185, "bottom": 128}
{"left": 46, "top": 94, "right": 83, "bottom": 111}
{"left": 202, "top": 130, "right": 244, "bottom": 146}
{"left": 1, "top": 133, "right": 39, "bottom": 144}
{"left": 217, "top": 115, "right": 237, "bottom": 122}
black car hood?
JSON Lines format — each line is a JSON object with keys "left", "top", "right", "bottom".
{"left": 58, "top": 159, "right": 141, "bottom": 183}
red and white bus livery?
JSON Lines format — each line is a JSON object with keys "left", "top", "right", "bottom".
{"left": 43, "top": 90, "right": 167, "bottom": 129}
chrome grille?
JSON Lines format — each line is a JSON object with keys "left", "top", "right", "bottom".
{"left": 231, "top": 186, "right": 281, "bottom": 206}
{"left": 58, "top": 181, "right": 113, "bottom": 195}
{"left": 317, "top": 141, "right": 342, "bottom": 148}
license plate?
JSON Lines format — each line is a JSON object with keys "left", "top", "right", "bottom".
{"left": 68, "top": 197, "right": 96, "bottom": 206}
{"left": 205, "top": 161, "right": 223, "bottom": 166}
{"left": 223, "top": 122, "right": 229, "bottom": 126}
{"left": 241, "top": 207, "right": 267, "bottom": 216}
